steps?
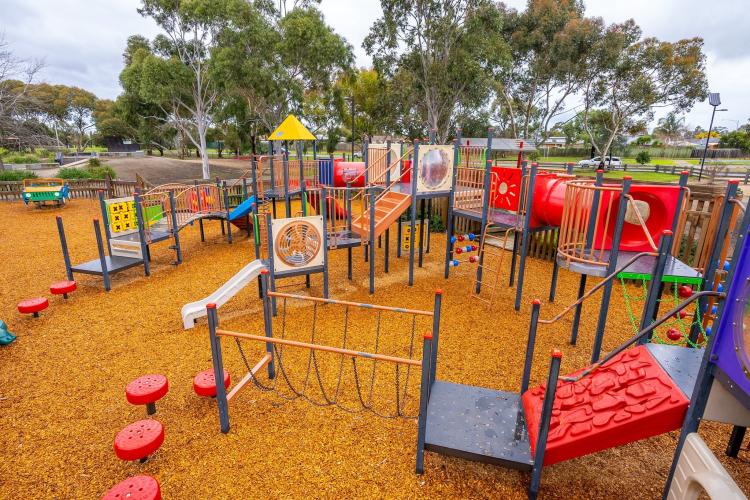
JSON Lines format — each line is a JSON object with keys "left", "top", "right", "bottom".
{"left": 351, "top": 191, "right": 411, "bottom": 240}
{"left": 471, "top": 224, "right": 513, "bottom": 307}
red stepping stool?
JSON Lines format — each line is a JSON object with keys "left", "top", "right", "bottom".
{"left": 113, "top": 420, "right": 164, "bottom": 463}
{"left": 193, "top": 369, "right": 230, "bottom": 397}
{"left": 102, "top": 475, "right": 161, "bottom": 500}
{"left": 17, "top": 297, "right": 49, "bottom": 318}
{"left": 126, "top": 375, "right": 169, "bottom": 415}
{"left": 50, "top": 280, "right": 77, "bottom": 299}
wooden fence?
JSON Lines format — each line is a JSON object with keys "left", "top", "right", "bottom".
{"left": 0, "top": 175, "right": 143, "bottom": 201}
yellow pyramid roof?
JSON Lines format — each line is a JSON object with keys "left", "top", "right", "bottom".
{"left": 269, "top": 114, "right": 316, "bottom": 141}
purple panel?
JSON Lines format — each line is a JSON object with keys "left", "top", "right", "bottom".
{"left": 711, "top": 228, "right": 750, "bottom": 408}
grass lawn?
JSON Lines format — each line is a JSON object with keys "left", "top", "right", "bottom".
{"left": 575, "top": 169, "right": 682, "bottom": 183}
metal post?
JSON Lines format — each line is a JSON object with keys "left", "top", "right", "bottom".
{"left": 207, "top": 304, "right": 230, "bottom": 433}
{"left": 369, "top": 188, "right": 376, "bottom": 294}
{"left": 726, "top": 426, "right": 747, "bottom": 457}
{"left": 168, "top": 191, "right": 183, "bottom": 264}
{"left": 283, "top": 143, "right": 291, "bottom": 217}
{"left": 133, "top": 193, "right": 150, "bottom": 276}
{"left": 521, "top": 300, "right": 541, "bottom": 394}
{"left": 418, "top": 198, "right": 426, "bottom": 268}
{"left": 408, "top": 141, "right": 420, "bottom": 286}
{"left": 265, "top": 213, "right": 277, "bottom": 315}
{"left": 415, "top": 333, "right": 433, "bottom": 474}
{"left": 548, "top": 259, "right": 560, "bottom": 302}
{"left": 385, "top": 141, "right": 391, "bottom": 273}
{"left": 242, "top": 178, "right": 251, "bottom": 237}
{"left": 510, "top": 161, "right": 528, "bottom": 287}
{"left": 223, "top": 182, "right": 232, "bottom": 244}
{"left": 444, "top": 129, "right": 462, "bottom": 278}
{"left": 321, "top": 186, "right": 330, "bottom": 299}
{"left": 514, "top": 163, "right": 539, "bottom": 311}
{"left": 260, "top": 270, "right": 276, "bottom": 379}
{"left": 56, "top": 216, "right": 74, "bottom": 281}
{"left": 429, "top": 290, "right": 442, "bottom": 387}
{"left": 251, "top": 154, "right": 259, "bottom": 202}
{"left": 529, "top": 350, "right": 562, "bottom": 500}
{"left": 426, "top": 198, "right": 432, "bottom": 254}
{"left": 698, "top": 104, "right": 718, "bottom": 182}
{"left": 346, "top": 182, "right": 353, "bottom": 280}
{"left": 590, "top": 177, "right": 632, "bottom": 363}
{"left": 269, "top": 140, "right": 275, "bottom": 198}
{"left": 98, "top": 191, "right": 112, "bottom": 255}
{"left": 363, "top": 139, "right": 369, "bottom": 186}
{"left": 690, "top": 180, "right": 739, "bottom": 343}
{"left": 93, "top": 219, "right": 111, "bottom": 291}
{"left": 475, "top": 128, "right": 494, "bottom": 293}
{"left": 637, "top": 231, "right": 673, "bottom": 344}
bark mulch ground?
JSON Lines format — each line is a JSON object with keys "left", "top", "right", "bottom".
{"left": 0, "top": 199, "right": 747, "bottom": 498}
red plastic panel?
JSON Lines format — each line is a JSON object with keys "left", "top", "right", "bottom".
{"left": 489, "top": 166, "right": 522, "bottom": 211}
{"left": 596, "top": 184, "right": 681, "bottom": 252}
{"left": 193, "top": 369, "right": 230, "bottom": 397}
{"left": 126, "top": 375, "right": 169, "bottom": 406}
{"left": 102, "top": 475, "right": 161, "bottom": 500}
{"left": 522, "top": 345, "right": 689, "bottom": 466}
{"left": 332, "top": 160, "right": 365, "bottom": 187}
{"left": 17, "top": 297, "right": 49, "bottom": 314}
{"left": 113, "top": 420, "right": 164, "bottom": 461}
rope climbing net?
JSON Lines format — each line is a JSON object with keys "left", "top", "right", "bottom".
{"left": 217, "top": 292, "right": 437, "bottom": 420}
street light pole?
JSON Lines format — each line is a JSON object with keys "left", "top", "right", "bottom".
{"left": 698, "top": 93, "right": 721, "bottom": 182}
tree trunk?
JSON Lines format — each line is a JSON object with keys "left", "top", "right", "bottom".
{"left": 198, "top": 126, "right": 210, "bottom": 180}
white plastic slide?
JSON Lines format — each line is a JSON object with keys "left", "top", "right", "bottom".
{"left": 181, "top": 259, "right": 266, "bottom": 329}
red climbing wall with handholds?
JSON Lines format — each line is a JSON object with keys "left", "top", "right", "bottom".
{"left": 521, "top": 345, "right": 689, "bottom": 466}
{"left": 490, "top": 166, "right": 522, "bottom": 211}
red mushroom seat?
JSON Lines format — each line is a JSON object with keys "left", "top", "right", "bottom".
{"left": 50, "top": 280, "right": 77, "bottom": 299}
{"left": 17, "top": 297, "right": 49, "bottom": 317}
{"left": 113, "top": 420, "right": 164, "bottom": 462}
{"left": 193, "top": 369, "right": 230, "bottom": 397}
{"left": 126, "top": 375, "right": 169, "bottom": 415}
{"left": 102, "top": 475, "right": 161, "bottom": 500}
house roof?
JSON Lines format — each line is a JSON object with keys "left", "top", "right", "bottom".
{"left": 460, "top": 138, "right": 537, "bottom": 152}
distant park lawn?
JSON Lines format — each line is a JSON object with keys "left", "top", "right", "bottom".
{"left": 576, "top": 170, "right": 682, "bottom": 183}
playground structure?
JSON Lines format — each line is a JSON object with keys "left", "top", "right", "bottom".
{"left": 21, "top": 178, "right": 70, "bottom": 207}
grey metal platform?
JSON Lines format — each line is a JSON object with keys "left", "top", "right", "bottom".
{"left": 557, "top": 251, "right": 703, "bottom": 284}
{"left": 646, "top": 343, "right": 704, "bottom": 399}
{"left": 70, "top": 255, "right": 144, "bottom": 275}
{"left": 328, "top": 230, "right": 361, "bottom": 249}
{"left": 424, "top": 380, "right": 533, "bottom": 469}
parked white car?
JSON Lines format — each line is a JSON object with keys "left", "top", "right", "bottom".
{"left": 578, "top": 156, "right": 622, "bottom": 168}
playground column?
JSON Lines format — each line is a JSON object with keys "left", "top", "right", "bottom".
{"left": 415, "top": 333, "right": 434, "bottom": 474}
{"left": 269, "top": 140, "right": 275, "bottom": 198}
{"left": 265, "top": 213, "right": 277, "bottom": 316}
{"left": 346, "top": 182, "right": 353, "bottom": 281}
{"left": 637, "top": 230, "right": 674, "bottom": 344}
{"left": 444, "top": 128, "right": 462, "bottom": 278}
{"left": 207, "top": 304, "right": 230, "bottom": 433}
{"left": 251, "top": 154, "right": 259, "bottom": 202}
{"left": 689, "top": 180, "right": 739, "bottom": 343}
{"left": 133, "top": 193, "right": 150, "bottom": 277}
{"left": 418, "top": 199, "right": 426, "bottom": 268}
{"left": 384, "top": 140, "right": 391, "bottom": 273}
{"left": 260, "top": 271, "right": 276, "bottom": 379}
{"left": 98, "top": 191, "right": 113, "bottom": 255}
{"left": 408, "top": 141, "right": 420, "bottom": 286}
{"left": 369, "top": 188, "right": 376, "bottom": 294}
{"left": 528, "top": 351, "right": 563, "bottom": 500}
{"left": 93, "top": 219, "right": 111, "bottom": 292}
{"left": 570, "top": 170, "right": 604, "bottom": 345}
{"left": 283, "top": 142, "right": 291, "bottom": 218}
{"left": 222, "top": 181, "right": 233, "bottom": 244}
{"left": 168, "top": 191, "right": 183, "bottom": 265}
{"left": 520, "top": 300, "right": 541, "bottom": 394}
{"left": 56, "top": 216, "right": 74, "bottom": 281}
{"left": 590, "top": 177, "right": 632, "bottom": 363}
{"left": 242, "top": 178, "right": 251, "bottom": 237}
{"left": 509, "top": 161, "right": 528, "bottom": 287}
{"left": 429, "top": 290, "right": 442, "bottom": 389}
{"left": 321, "top": 186, "right": 330, "bottom": 299}
{"left": 514, "top": 163, "right": 539, "bottom": 311}
{"left": 475, "top": 128, "right": 494, "bottom": 293}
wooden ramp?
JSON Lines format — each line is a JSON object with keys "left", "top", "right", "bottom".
{"left": 351, "top": 191, "right": 411, "bottom": 240}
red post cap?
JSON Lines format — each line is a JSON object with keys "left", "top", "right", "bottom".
{"left": 623, "top": 176, "right": 632, "bottom": 181}
{"left": 206, "top": 303, "right": 216, "bottom": 309}
{"left": 532, "top": 299, "right": 541, "bottom": 306}
{"left": 596, "top": 169, "right": 604, "bottom": 174}
{"left": 435, "top": 289, "right": 443, "bottom": 295}
{"left": 681, "top": 170, "right": 689, "bottom": 175}
{"left": 552, "top": 349, "right": 563, "bottom": 359}
{"left": 260, "top": 269, "right": 269, "bottom": 275}
{"left": 423, "top": 332, "right": 433, "bottom": 340}
{"left": 729, "top": 180, "right": 740, "bottom": 185}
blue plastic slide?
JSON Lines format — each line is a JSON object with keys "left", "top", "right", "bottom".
{"left": 228, "top": 195, "right": 256, "bottom": 222}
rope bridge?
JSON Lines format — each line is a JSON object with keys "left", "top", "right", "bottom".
{"left": 205, "top": 274, "right": 442, "bottom": 433}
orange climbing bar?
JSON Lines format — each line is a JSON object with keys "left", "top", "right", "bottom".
{"left": 215, "top": 329, "right": 423, "bottom": 366}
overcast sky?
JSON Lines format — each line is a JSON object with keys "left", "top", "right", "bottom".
{"left": 2, "top": 0, "right": 748, "bottom": 132}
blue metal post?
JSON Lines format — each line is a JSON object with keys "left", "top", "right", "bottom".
{"left": 429, "top": 290, "right": 442, "bottom": 387}
{"left": 242, "top": 177, "right": 251, "bottom": 237}
{"left": 346, "top": 182, "right": 353, "bottom": 280}
{"left": 369, "top": 188, "right": 376, "bottom": 294}
{"left": 268, "top": 140, "right": 275, "bottom": 198}
{"left": 444, "top": 129, "right": 462, "bottom": 278}
{"left": 474, "top": 128, "right": 494, "bottom": 293}
{"left": 133, "top": 193, "right": 150, "bottom": 276}
{"left": 384, "top": 141, "right": 391, "bottom": 273}
{"left": 415, "top": 333, "right": 433, "bottom": 474}
{"left": 283, "top": 142, "right": 291, "bottom": 217}
{"left": 168, "top": 190, "right": 183, "bottom": 264}
{"left": 637, "top": 231, "right": 673, "bottom": 344}
{"left": 93, "top": 219, "right": 111, "bottom": 291}
{"left": 265, "top": 212, "right": 277, "bottom": 315}
{"left": 528, "top": 351, "right": 563, "bottom": 500}
{"left": 321, "top": 186, "right": 330, "bottom": 299}
{"left": 509, "top": 161, "right": 528, "bottom": 287}
{"left": 206, "top": 304, "right": 230, "bottom": 433}
{"left": 408, "top": 141, "right": 420, "bottom": 286}
{"left": 251, "top": 154, "right": 259, "bottom": 202}
{"left": 521, "top": 300, "right": 541, "bottom": 394}
{"left": 590, "top": 177, "right": 632, "bottom": 363}
{"left": 260, "top": 270, "right": 276, "bottom": 379}
{"left": 363, "top": 139, "right": 369, "bottom": 186}
{"left": 56, "top": 216, "right": 74, "bottom": 281}
{"left": 223, "top": 181, "right": 233, "bottom": 244}
{"left": 98, "top": 191, "right": 112, "bottom": 255}
{"left": 514, "top": 163, "right": 539, "bottom": 311}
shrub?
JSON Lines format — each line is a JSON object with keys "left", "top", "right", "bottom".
{"left": 527, "top": 151, "right": 540, "bottom": 161}
{"left": 635, "top": 151, "right": 651, "bottom": 165}
{"left": 4, "top": 153, "right": 41, "bottom": 164}
{"left": 0, "top": 170, "right": 38, "bottom": 181}
{"left": 58, "top": 160, "right": 116, "bottom": 180}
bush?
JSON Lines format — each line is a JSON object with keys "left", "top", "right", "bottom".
{"left": 58, "top": 160, "right": 116, "bottom": 180}
{"left": 527, "top": 151, "right": 540, "bottom": 161}
{"left": 0, "top": 170, "right": 38, "bottom": 181}
{"left": 3, "top": 153, "right": 41, "bottom": 164}
{"left": 635, "top": 151, "right": 651, "bottom": 165}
